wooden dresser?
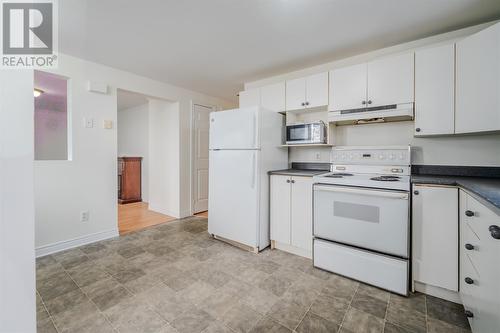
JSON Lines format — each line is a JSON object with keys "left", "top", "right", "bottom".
{"left": 118, "top": 157, "right": 142, "bottom": 204}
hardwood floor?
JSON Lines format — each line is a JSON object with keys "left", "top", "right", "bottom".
{"left": 118, "top": 202, "right": 176, "bottom": 235}
{"left": 195, "top": 210, "right": 208, "bottom": 218}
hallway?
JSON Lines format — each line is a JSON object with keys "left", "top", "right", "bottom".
{"left": 118, "top": 202, "right": 175, "bottom": 235}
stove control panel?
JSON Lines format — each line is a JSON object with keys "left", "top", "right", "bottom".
{"left": 331, "top": 147, "right": 411, "bottom": 166}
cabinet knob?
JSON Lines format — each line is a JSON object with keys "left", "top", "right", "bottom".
{"left": 413, "top": 190, "right": 419, "bottom": 195}
{"left": 362, "top": 101, "right": 366, "bottom": 105}
{"left": 464, "top": 310, "right": 474, "bottom": 318}
{"left": 464, "top": 277, "right": 474, "bottom": 285}
{"left": 305, "top": 102, "right": 309, "bottom": 106}
{"left": 465, "top": 243, "right": 474, "bottom": 250}
{"left": 367, "top": 100, "right": 372, "bottom": 105}
{"left": 415, "top": 128, "right": 421, "bottom": 133}
{"left": 291, "top": 180, "right": 295, "bottom": 184}
{"left": 465, "top": 210, "right": 475, "bottom": 217}
{"left": 301, "top": 102, "right": 305, "bottom": 107}
{"left": 286, "top": 179, "right": 290, "bottom": 183}
{"left": 489, "top": 225, "right": 500, "bottom": 240}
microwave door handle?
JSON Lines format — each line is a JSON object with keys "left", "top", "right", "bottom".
{"left": 314, "top": 185, "right": 409, "bottom": 200}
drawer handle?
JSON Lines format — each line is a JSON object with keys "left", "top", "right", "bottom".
{"left": 464, "top": 277, "right": 474, "bottom": 285}
{"left": 489, "top": 225, "right": 500, "bottom": 240}
{"left": 464, "top": 243, "right": 474, "bottom": 250}
{"left": 465, "top": 210, "right": 475, "bottom": 217}
{"left": 465, "top": 310, "right": 474, "bottom": 318}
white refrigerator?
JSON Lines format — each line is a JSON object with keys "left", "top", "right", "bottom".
{"left": 208, "top": 106, "right": 287, "bottom": 251}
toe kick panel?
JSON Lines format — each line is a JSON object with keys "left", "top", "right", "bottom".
{"left": 313, "top": 239, "right": 408, "bottom": 295}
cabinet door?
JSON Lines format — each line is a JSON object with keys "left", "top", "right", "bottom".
{"left": 412, "top": 185, "right": 458, "bottom": 291}
{"left": 239, "top": 88, "right": 260, "bottom": 108}
{"left": 456, "top": 23, "right": 500, "bottom": 134}
{"left": 286, "top": 77, "right": 306, "bottom": 111}
{"left": 290, "top": 177, "right": 313, "bottom": 253}
{"left": 329, "top": 63, "right": 367, "bottom": 111}
{"left": 270, "top": 175, "right": 291, "bottom": 244}
{"left": 415, "top": 44, "right": 455, "bottom": 136}
{"left": 367, "top": 52, "right": 414, "bottom": 107}
{"left": 306, "top": 72, "right": 329, "bottom": 109}
{"left": 261, "top": 82, "right": 285, "bottom": 112}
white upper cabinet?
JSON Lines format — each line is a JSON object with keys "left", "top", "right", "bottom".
{"left": 329, "top": 52, "right": 414, "bottom": 111}
{"left": 286, "top": 72, "right": 329, "bottom": 111}
{"left": 367, "top": 52, "right": 414, "bottom": 107}
{"left": 306, "top": 72, "right": 329, "bottom": 109}
{"left": 456, "top": 22, "right": 500, "bottom": 134}
{"left": 330, "top": 63, "right": 367, "bottom": 111}
{"left": 260, "top": 82, "right": 286, "bottom": 112}
{"left": 414, "top": 44, "right": 455, "bottom": 136}
{"left": 239, "top": 88, "right": 260, "bottom": 108}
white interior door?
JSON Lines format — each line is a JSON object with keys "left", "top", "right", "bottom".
{"left": 192, "top": 104, "right": 212, "bottom": 213}
{"left": 208, "top": 150, "right": 259, "bottom": 247}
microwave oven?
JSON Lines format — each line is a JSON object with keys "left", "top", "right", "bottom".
{"left": 286, "top": 121, "right": 326, "bottom": 145}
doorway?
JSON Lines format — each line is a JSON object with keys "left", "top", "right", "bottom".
{"left": 117, "top": 89, "right": 175, "bottom": 234}
{"left": 192, "top": 103, "right": 214, "bottom": 215}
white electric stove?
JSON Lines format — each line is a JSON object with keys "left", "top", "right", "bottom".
{"left": 312, "top": 146, "right": 411, "bottom": 295}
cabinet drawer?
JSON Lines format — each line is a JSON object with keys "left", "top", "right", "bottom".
{"left": 460, "top": 252, "right": 482, "bottom": 330}
{"left": 461, "top": 221, "right": 481, "bottom": 271}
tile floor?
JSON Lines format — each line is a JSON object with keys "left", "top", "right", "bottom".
{"left": 37, "top": 216, "right": 471, "bottom": 333}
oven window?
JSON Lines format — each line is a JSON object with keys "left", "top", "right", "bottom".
{"left": 333, "top": 201, "right": 380, "bottom": 223}
{"left": 288, "top": 125, "right": 310, "bottom": 141}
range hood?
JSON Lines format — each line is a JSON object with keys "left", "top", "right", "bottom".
{"left": 328, "top": 102, "right": 414, "bottom": 125}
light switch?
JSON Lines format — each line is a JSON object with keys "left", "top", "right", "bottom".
{"left": 84, "top": 118, "right": 94, "bottom": 128}
{"left": 103, "top": 120, "right": 113, "bottom": 129}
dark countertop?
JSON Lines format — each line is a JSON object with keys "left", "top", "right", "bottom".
{"left": 412, "top": 175, "right": 500, "bottom": 214}
{"left": 268, "top": 169, "right": 329, "bottom": 177}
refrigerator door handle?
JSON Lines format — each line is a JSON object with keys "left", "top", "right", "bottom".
{"left": 253, "top": 113, "right": 258, "bottom": 148}
{"left": 251, "top": 152, "right": 256, "bottom": 189}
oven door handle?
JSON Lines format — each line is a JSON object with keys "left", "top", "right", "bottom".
{"left": 314, "top": 185, "right": 409, "bottom": 200}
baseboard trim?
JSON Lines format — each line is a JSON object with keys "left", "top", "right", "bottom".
{"left": 35, "top": 229, "right": 119, "bottom": 258}
{"left": 414, "top": 281, "right": 462, "bottom": 304}
{"left": 274, "top": 241, "right": 312, "bottom": 259}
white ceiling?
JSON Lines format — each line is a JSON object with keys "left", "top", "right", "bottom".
{"left": 117, "top": 89, "right": 148, "bottom": 111}
{"left": 60, "top": 0, "right": 500, "bottom": 102}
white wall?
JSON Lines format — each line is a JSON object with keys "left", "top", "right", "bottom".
{"left": 148, "top": 100, "right": 181, "bottom": 216}
{"left": 117, "top": 103, "right": 149, "bottom": 202}
{"left": 0, "top": 71, "right": 36, "bottom": 332}
{"left": 35, "top": 54, "right": 235, "bottom": 256}
{"left": 246, "top": 21, "right": 500, "bottom": 167}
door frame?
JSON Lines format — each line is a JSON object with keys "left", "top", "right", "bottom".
{"left": 190, "top": 101, "right": 217, "bottom": 215}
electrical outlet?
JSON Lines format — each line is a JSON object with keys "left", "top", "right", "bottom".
{"left": 80, "top": 211, "right": 89, "bottom": 222}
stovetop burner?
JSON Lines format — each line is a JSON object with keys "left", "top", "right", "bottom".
{"left": 370, "top": 175, "right": 401, "bottom": 182}
{"left": 325, "top": 173, "right": 354, "bottom": 178}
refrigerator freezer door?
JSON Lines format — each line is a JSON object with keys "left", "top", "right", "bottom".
{"left": 209, "top": 107, "right": 260, "bottom": 150}
{"left": 208, "top": 149, "right": 260, "bottom": 248}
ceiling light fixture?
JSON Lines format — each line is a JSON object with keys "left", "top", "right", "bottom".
{"left": 34, "top": 88, "right": 44, "bottom": 97}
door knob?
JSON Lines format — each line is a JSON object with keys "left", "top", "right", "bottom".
{"left": 489, "top": 225, "right": 500, "bottom": 239}
{"left": 464, "top": 243, "right": 474, "bottom": 250}
{"left": 464, "top": 277, "right": 474, "bottom": 285}
{"left": 464, "top": 310, "right": 474, "bottom": 318}
{"left": 465, "top": 210, "right": 475, "bottom": 217}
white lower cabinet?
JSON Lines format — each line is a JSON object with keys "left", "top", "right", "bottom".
{"left": 459, "top": 190, "right": 500, "bottom": 333}
{"left": 412, "top": 185, "right": 458, "bottom": 292}
{"left": 270, "top": 175, "right": 312, "bottom": 258}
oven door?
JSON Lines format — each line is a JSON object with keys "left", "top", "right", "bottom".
{"left": 313, "top": 184, "right": 409, "bottom": 257}
{"left": 286, "top": 124, "right": 312, "bottom": 144}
